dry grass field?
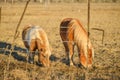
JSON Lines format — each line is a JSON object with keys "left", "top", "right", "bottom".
{"left": 0, "top": 2, "right": 120, "bottom": 80}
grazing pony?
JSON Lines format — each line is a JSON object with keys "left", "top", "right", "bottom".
{"left": 22, "top": 25, "right": 51, "bottom": 67}
{"left": 60, "top": 18, "right": 94, "bottom": 68}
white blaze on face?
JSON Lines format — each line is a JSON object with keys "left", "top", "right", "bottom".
{"left": 25, "top": 26, "right": 42, "bottom": 46}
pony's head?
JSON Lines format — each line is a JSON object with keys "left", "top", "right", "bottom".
{"left": 38, "top": 46, "right": 51, "bottom": 67}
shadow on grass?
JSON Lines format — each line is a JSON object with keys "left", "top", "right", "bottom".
{"left": 60, "top": 57, "right": 84, "bottom": 68}
{"left": 0, "top": 41, "right": 27, "bottom": 62}
{"left": 0, "top": 41, "right": 59, "bottom": 63}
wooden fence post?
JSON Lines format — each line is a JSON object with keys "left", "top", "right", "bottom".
{"left": 0, "top": 7, "right": 1, "bottom": 24}
{"left": 6, "top": 0, "right": 31, "bottom": 72}
{"left": 4, "top": 0, "right": 7, "bottom": 3}
{"left": 85, "top": 0, "right": 90, "bottom": 80}
{"left": 12, "top": 0, "right": 14, "bottom": 4}
{"left": 13, "top": 0, "right": 31, "bottom": 41}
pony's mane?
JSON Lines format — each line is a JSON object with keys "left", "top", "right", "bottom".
{"left": 68, "top": 19, "right": 89, "bottom": 45}
{"left": 70, "top": 19, "right": 87, "bottom": 34}
{"left": 69, "top": 19, "right": 93, "bottom": 61}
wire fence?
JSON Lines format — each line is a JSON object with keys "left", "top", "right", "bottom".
{"left": 0, "top": 36, "right": 119, "bottom": 80}
{"left": 0, "top": 1, "right": 120, "bottom": 80}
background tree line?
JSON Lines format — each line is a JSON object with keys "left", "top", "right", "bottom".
{"left": 0, "top": 0, "right": 120, "bottom": 4}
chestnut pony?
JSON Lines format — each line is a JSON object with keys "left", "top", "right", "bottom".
{"left": 60, "top": 18, "right": 94, "bottom": 68}
{"left": 22, "top": 25, "right": 51, "bottom": 67}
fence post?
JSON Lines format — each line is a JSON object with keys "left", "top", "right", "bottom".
{"left": 4, "top": 0, "right": 7, "bottom": 3}
{"left": 5, "top": 0, "right": 31, "bottom": 72}
{"left": 13, "top": 0, "right": 31, "bottom": 41}
{"left": 12, "top": 0, "right": 14, "bottom": 4}
{"left": 0, "top": 7, "right": 1, "bottom": 24}
{"left": 0, "top": 7, "right": 1, "bottom": 30}
{"left": 85, "top": 0, "right": 90, "bottom": 80}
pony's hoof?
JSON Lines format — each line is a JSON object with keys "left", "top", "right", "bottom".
{"left": 28, "top": 60, "right": 34, "bottom": 64}
{"left": 70, "top": 62, "right": 74, "bottom": 66}
{"left": 36, "top": 61, "right": 42, "bottom": 66}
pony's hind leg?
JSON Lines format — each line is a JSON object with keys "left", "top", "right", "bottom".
{"left": 63, "top": 42, "right": 69, "bottom": 65}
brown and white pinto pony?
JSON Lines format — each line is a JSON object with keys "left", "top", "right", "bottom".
{"left": 22, "top": 25, "right": 51, "bottom": 67}
{"left": 60, "top": 18, "right": 94, "bottom": 68}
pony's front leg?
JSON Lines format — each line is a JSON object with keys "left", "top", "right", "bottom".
{"left": 28, "top": 51, "right": 35, "bottom": 64}
{"left": 68, "top": 42, "right": 74, "bottom": 66}
{"left": 28, "top": 40, "right": 36, "bottom": 64}
{"left": 63, "top": 42, "right": 69, "bottom": 64}
{"left": 79, "top": 47, "right": 87, "bottom": 68}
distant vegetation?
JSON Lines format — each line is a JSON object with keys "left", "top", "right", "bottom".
{"left": 0, "top": 0, "right": 120, "bottom": 3}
